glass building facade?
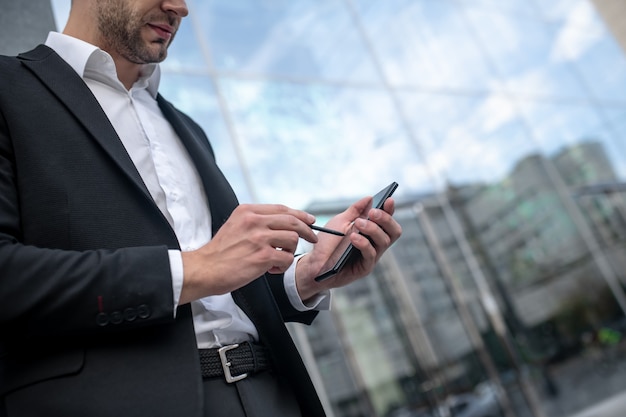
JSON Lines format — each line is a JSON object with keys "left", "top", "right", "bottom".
{"left": 49, "top": 1, "right": 626, "bottom": 416}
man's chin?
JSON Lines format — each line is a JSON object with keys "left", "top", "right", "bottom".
{"left": 151, "top": 43, "right": 170, "bottom": 62}
{"left": 134, "top": 46, "right": 169, "bottom": 64}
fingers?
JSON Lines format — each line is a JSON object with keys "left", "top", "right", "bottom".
{"left": 267, "top": 230, "right": 302, "bottom": 254}
{"left": 352, "top": 198, "right": 402, "bottom": 254}
{"left": 266, "top": 213, "right": 318, "bottom": 244}
{"left": 375, "top": 199, "right": 402, "bottom": 242}
{"left": 266, "top": 247, "right": 300, "bottom": 274}
{"left": 382, "top": 196, "right": 396, "bottom": 216}
{"left": 239, "top": 204, "right": 318, "bottom": 243}
{"left": 245, "top": 203, "right": 314, "bottom": 223}
{"left": 225, "top": 204, "right": 319, "bottom": 273}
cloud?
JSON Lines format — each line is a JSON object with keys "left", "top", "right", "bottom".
{"left": 550, "top": 1, "right": 603, "bottom": 62}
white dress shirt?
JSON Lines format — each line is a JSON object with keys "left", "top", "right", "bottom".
{"left": 45, "top": 32, "right": 329, "bottom": 348}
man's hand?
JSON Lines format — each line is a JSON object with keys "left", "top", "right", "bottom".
{"left": 179, "top": 204, "right": 319, "bottom": 304}
{"left": 295, "top": 196, "right": 402, "bottom": 301}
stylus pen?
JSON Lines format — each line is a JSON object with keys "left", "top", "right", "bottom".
{"left": 309, "top": 224, "right": 345, "bottom": 237}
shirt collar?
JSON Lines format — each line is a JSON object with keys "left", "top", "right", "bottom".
{"left": 44, "top": 31, "right": 160, "bottom": 98}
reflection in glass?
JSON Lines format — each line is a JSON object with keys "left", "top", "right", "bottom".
{"left": 218, "top": 78, "right": 427, "bottom": 207}
{"left": 160, "top": 16, "right": 208, "bottom": 73}
{"left": 188, "top": 0, "right": 378, "bottom": 82}
{"left": 148, "top": 1, "right": 626, "bottom": 416}
{"left": 465, "top": 10, "right": 588, "bottom": 99}
{"left": 171, "top": 2, "right": 626, "bottom": 416}
{"left": 158, "top": 73, "right": 254, "bottom": 203}
{"left": 354, "top": 0, "right": 496, "bottom": 91}
{"left": 518, "top": 101, "right": 626, "bottom": 178}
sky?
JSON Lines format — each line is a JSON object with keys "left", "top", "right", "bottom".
{"left": 49, "top": 0, "right": 626, "bottom": 209}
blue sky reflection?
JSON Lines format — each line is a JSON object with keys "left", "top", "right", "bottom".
{"left": 49, "top": 0, "right": 626, "bottom": 209}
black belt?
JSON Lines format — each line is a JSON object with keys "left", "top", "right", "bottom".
{"left": 199, "top": 342, "right": 271, "bottom": 383}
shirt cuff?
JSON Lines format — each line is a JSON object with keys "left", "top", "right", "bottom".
{"left": 284, "top": 255, "right": 331, "bottom": 312}
{"left": 168, "top": 249, "right": 184, "bottom": 317}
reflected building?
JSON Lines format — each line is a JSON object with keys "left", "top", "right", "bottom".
{"left": 466, "top": 143, "right": 624, "bottom": 320}
{"left": 463, "top": 142, "right": 626, "bottom": 347}
{"left": 303, "top": 140, "right": 626, "bottom": 417}
{"left": 304, "top": 195, "right": 498, "bottom": 417}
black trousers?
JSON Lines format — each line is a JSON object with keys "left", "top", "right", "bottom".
{"left": 202, "top": 370, "right": 303, "bottom": 417}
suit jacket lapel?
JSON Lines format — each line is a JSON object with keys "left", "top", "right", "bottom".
{"left": 17, "top": 45, "right": 155, "bottom": 206}
{"left": 18, "top": 45, "right": 240, "bottom": 240}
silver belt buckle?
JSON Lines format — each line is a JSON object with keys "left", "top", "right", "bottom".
{"left": 218, "top": 344, "right": 248, "bottom": 383}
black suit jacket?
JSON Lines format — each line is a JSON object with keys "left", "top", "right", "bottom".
{"left": 0, "top": 45, "right": 325, "bottom": 417}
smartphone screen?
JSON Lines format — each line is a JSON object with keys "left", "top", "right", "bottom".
{"left": 315, "top": 182, "right": 398, "bottom": 282}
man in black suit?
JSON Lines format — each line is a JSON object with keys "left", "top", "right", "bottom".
{"left": 0, "top": 1, "right": 402, "bottom": 416}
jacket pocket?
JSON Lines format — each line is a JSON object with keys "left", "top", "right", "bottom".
{"left": 0, "top": 346, "right": 84, "bottom": 396}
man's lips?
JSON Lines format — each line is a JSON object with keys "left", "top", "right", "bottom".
{"left": 148, "top": 23, "right": 174, "bottom": 40}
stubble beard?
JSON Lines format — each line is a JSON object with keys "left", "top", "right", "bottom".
{"left": 96, "top": 0, "right": 173, "bottom": 64}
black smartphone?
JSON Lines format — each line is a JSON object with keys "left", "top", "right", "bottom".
{"left": 314, "top": 182, "right": 398, "bottom": 282}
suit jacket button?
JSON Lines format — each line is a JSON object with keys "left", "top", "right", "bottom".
{"left": 137, "top": 304, "right": 151, "bottom": 319}
{"left": 96, "top": 312, "right": 109, "bottom": 326}
{"left": 110, "top": 311, "right": 123, "bottom": 324}
{"left": 124, "top": 307, "right": 137, "bottom": 322}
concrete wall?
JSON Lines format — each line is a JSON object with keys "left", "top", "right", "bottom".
{"left": 592, "top": 0, "right": 626, "bottom": 55}
{"left": 0, "top": 0, "right": 55, "bottom": 56}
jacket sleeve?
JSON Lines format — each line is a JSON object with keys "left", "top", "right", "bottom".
{"left": 0, "top": 211, "right": 177, "bottom": 341}
{"left": 266, "top": 274, "right": 319, "bottom": 325}
{"left": 0, "top": 238, "right": 176, "bottom": 340}
{"left": 0, "top": 83, "right": 177, "bottom": 343}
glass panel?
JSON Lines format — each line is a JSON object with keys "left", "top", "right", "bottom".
{"left": 518, "top": 100, "right": 626, "bottom": 180}
{"left": 50, "top": 0, "right": 70, "bottom": 30}
{"left": 457, "top": 0, "right": 537, "bottom": 15}
{"left": 218, "top": 79, "right": 428, "bottom": 207}
{"left": 564, "top": 29, "right": 626, "bottom": 102}
{"left": 158, "top": 73, "right": 254, "bottom": 203}
{"left": 331, "top": 276, "right": 414, "bottom": 416}
{"left": 602, "top": 107, "right": 626, "bottom": 163}
{"left": 465, "top": 10, "right": 588, "bottom": 99}
{"left": 400, "top": 92, "right": 537, "bottom": 186}
{"left": 533, "top": 0, "right": 597, "bottom": 23}
{"left": 188, "top": 0, "right": 379, "bottom": 82}
{"left": 353, "top": 0, "right": 496, "bottom": 91}
{"left": 161, "top": 17, "right": 208, "bottom": 72}
{"left": 538, "top": 0, "right": 626, "bottom": 103}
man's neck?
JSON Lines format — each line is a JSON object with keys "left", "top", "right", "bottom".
{"left": 106, "top": 50, "right": 143, "bottom": 90}
{"left": 63, "top": 16, "right": 141, "bottom": 90}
